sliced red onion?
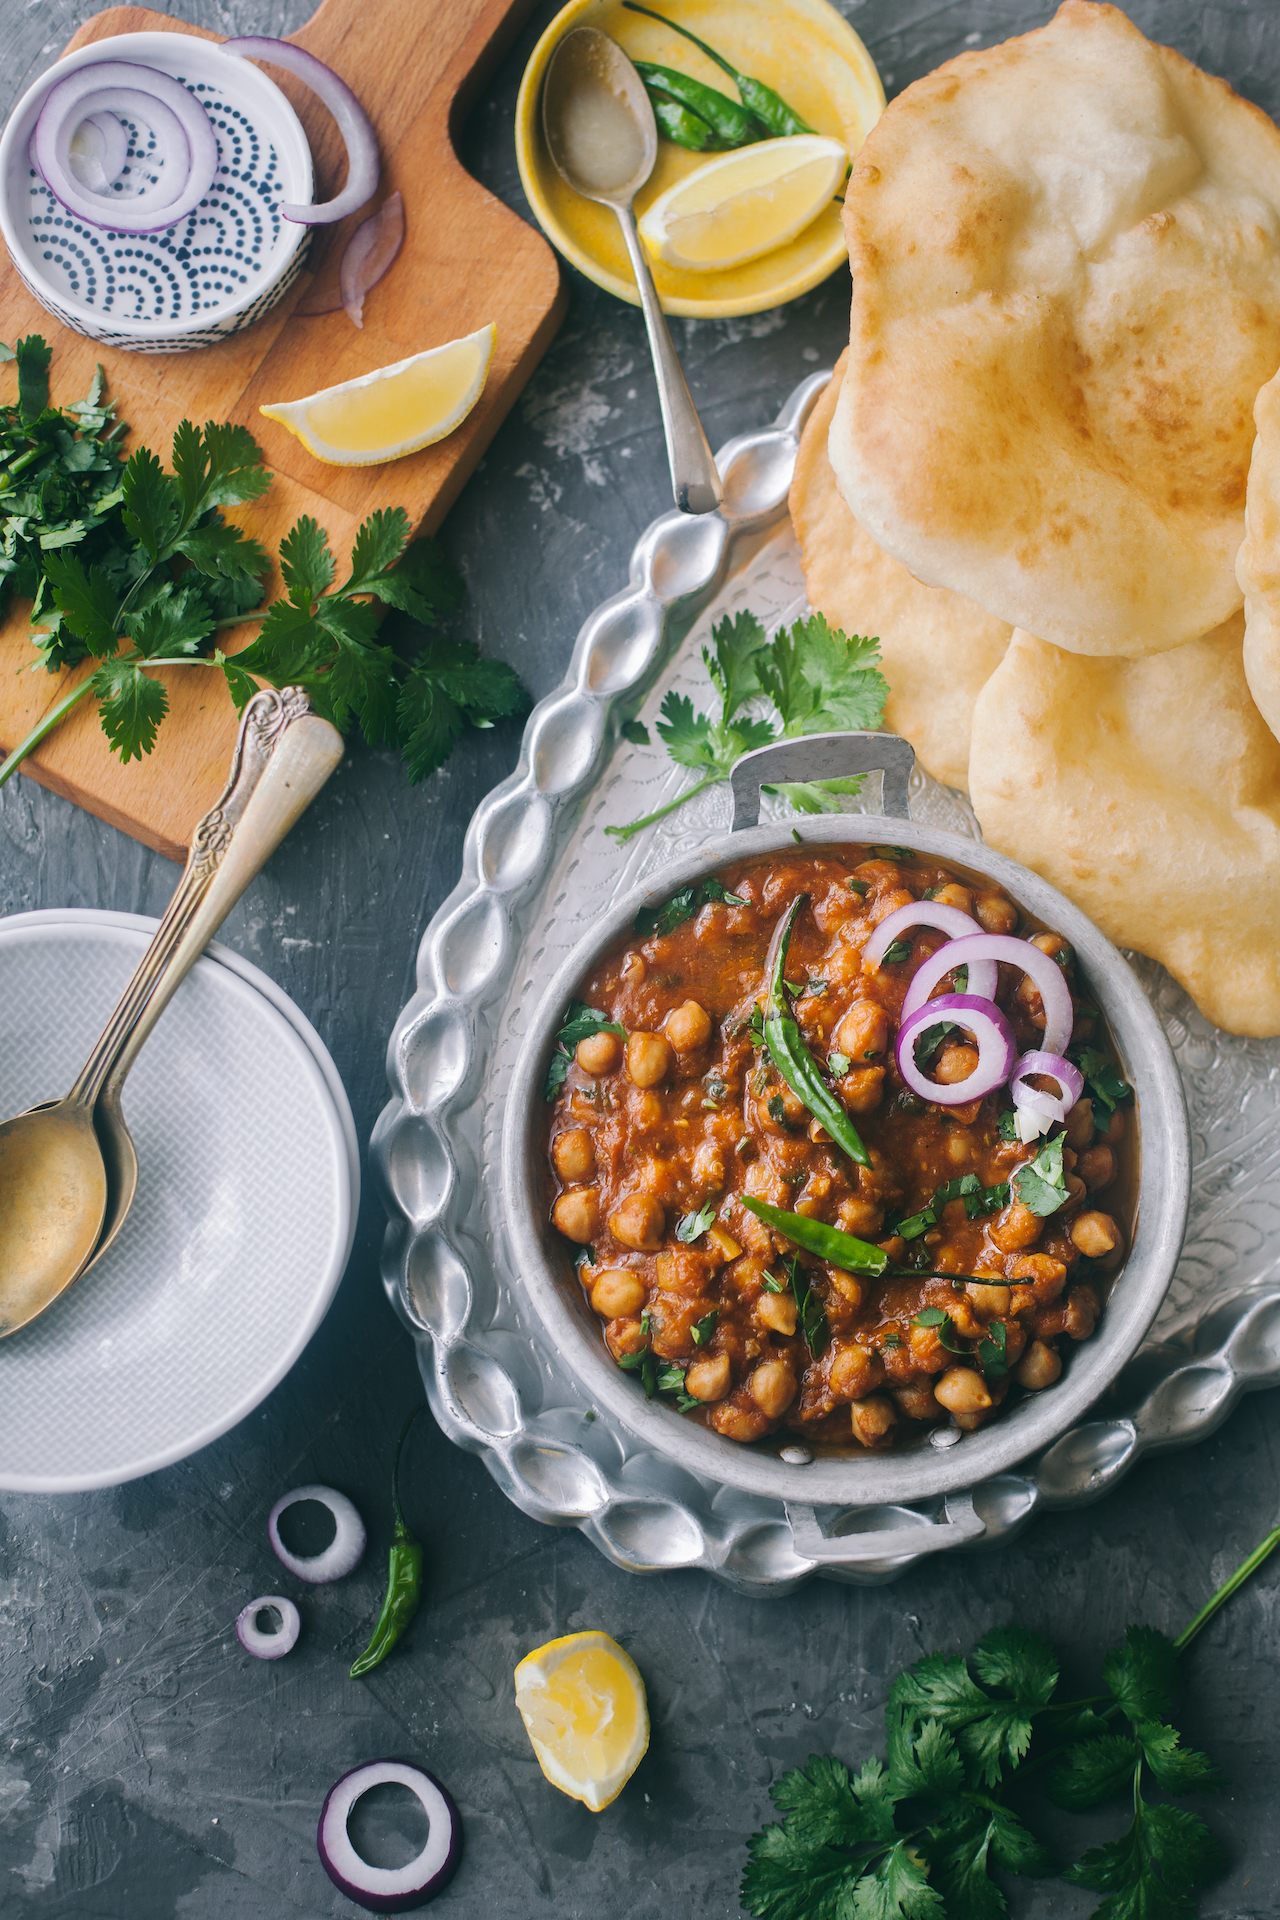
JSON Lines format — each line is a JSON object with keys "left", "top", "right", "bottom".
{"left": 318, "top": 1761, "right": 461, "bottom": 1912}
{"left": 341, "top": 190, "right": 404, "bottom": 325}
{"left": 863, "top": 901, "right": 997, "bottom": 999}
{"left": 268, "top": 1484, "right": 366, "bottom": 1584}
{"left": 32, "top": 62, "right": 218, "bottom": 234}
{"left": 895, "top": 992, "right": 1016, "bottom": 1106}
{"left": 67, "top": 110, "right": 129, "bottom": 193}
{"left": 222, "top": 36, "right": 378, "bottom": 224}
{"left": 901, "top": 933, "right": 1075, "bottom": 1055}
{"left": 236, "top": 1594, "right": 301, "bottom": 1660}
{"left": 1010, "top": 1049, "right": 1085, "bottom": 1142}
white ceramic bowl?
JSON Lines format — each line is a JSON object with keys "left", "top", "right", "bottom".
{"left": 0, "top": 31, "right": 313, "bottom": 352}
{"left": 0, "top": 910, "right": 357, "bottom": 1492}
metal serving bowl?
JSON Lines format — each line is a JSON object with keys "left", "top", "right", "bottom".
{"left": 502, "top": 732, "right": 1191, "bottom": 1538}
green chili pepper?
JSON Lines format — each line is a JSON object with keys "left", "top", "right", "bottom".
{"left": 349, "top": 1409, "right": 425, "bottom": 1680}
{"left": 624, "top": 2, "right": 816, "bottom": 138}
{"left": 741, "top": 1194, "right": 887, "bottom": 1275}
{"left": 649, "top": 91, "right": 728, "bottom": 150}
{"left": 762, "top": 896, "right": 870, "bottom": 1167}
{"left": 634, "top": 61, "right": 763, "bottom": 146}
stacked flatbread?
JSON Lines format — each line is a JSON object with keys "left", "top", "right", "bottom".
{"left": 791, "top": 0, "right": 1280, "bottom": 1036}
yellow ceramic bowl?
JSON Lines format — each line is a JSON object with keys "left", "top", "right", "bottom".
{"left": 515, "top": 0, "right": 884, "bottom": 317}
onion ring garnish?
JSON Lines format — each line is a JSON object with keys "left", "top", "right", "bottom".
{"left": 341, "top": 189, "right": 405, "bottom": 326}
{"left": 1010, "top": 1048, "right": 1085, "bottom": 1142}
{"left": 268, "top": 1484, "right": 366, "bottom": 1584}
{"left": 894, "top": 992, "right": 1016, "bottom": 1106}
{"left": 317, "top": 1760, "right": 461, "bottom": 1911}
{"left": 32, "top": 61, "right": 219, "bottom": 234}
{"left": 863, "top": 900, "right": 997, "bottom": 999}
{"left": 221, "top": 36, "right": 379, "bottom": 224}
{"left": 236, "top": 1594, "right": 301, "bottom": 1660}
{"left": 901, "top": 932, "right": 1075, "bottom": 1055}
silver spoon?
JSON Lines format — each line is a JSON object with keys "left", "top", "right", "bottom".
{"left": 542, "top": 27, "right": 722, "bottom": 516}
{"left": 0, "top": 687, "right": 343, "bottom": 1338}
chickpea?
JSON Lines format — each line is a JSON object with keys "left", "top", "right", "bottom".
{"left": 934, "top": 1366, "right": 993, "bottom": 1415}
{"left": 748, "top": 1358, "right": 797, "bottom": 1418}
{"left": 711, "top": 1399, "right": 770, "bottom": 1442}
{"left": 757, "top": 1290, "right": 798, "bottom": 1336}
{"left": 871, "top": 888, "right": 915, "bottom": 924}
{"left": 974, "top": 892, "right": 1018, "bottom": 934}
{"left": 1064, "top": 1283, "right": 1100, "bottom": 1340}
{"left": 552, "top": 1128, "right": 595, "bottom": 1182}
{"left": 1015, "top": 1339, "right": 1062, "bottom": 1391}
{"left": 1070, "top": 1210, "right": 1121, "bottom": 1259}
{"left": 989, "top": 1201, "right": 1044, "bottom": 1252}
{"left": 828, "top": 1271, "right": 865, "bottom": 1308}
{"left": 552, "top": 1188, "right": 600, "bottom": 1243}
{"left": 840, "top": 1066, "right": 887, "bottom": 1114}
{"left": 893, "top": 1382, "right": 942, "bottom": 1422}
{"left": 1077, "top": 1145, "right": 1116, "bottom": 1191}
{"left": 665, "top": 1000, "right": 712, "bottom": 1052}
{"left": 1008, "top": 1254, "right": 1067, "bottom": 1299}
{"left": 590, "top": 1269, "right": 645, "bottom": 1317}
{"left": 836, "top": 1195, "right": 884, "bottom": 1238}
{"left": 966, "top": 1282, "right": 1011, "bottom": 1319}
{"left": 934, "top": 1044, "right": 980, "bottom": 1086}
{"left": 1064, "top": 1098, "right": 1095, "bottom": 1151}
{"left": 685, "top": 1351, "right": 732, "bottom": 1402}
{"left": 834, "top": 1000, "right": 890, "bottom": 1063}
{"left": 829, "top": 1343, "right": 881, "bottom": 1400}
{"left": 576, "top": 1030, "right": 621, "bottom": 1075}
{"left": 626, "top": 1031, "right": 673, "bottom": 1087}
{"left": 609, "top": 1193, "right": 665, "bottom": 1251}
{"left": 851, "top": 1393, "right": 897, "bottom": 1446}
{"left": 930, "top": 883, "right": 973, "bottom": 914}
{"left": 692, "top": 1141, "right": 726, "bottom": 1191}
{"left": 606, "top": 1316, "right": 648, "bottom": 1358}
{"left": 1105, "top": 1108, "right": 1126, "bottom": 1145}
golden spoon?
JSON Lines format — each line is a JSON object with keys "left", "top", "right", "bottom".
{"left": 0, "top": 686, "right": 343, "bottom": 1338}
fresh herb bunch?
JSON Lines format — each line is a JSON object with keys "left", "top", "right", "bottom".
{"left": 742, "top": 1526, "right": 1280, "bottom": 1920}
{"left": 608, "top": 610, "right": 888, "bottom": 845}
{"left": 0, "top": 338, "right": 528, "bottom": 789}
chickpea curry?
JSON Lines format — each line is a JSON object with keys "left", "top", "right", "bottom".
{"left": 542, "top": 848, "right": 1133, "bottom": 1452}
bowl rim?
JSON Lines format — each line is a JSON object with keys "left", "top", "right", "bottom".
{"left": 501, "top": 808, "right": 1191, "bottom": 1506}
{"left": 0, "top": 29, "right": 313, "bottom": 341}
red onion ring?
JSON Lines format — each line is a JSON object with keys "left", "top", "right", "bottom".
{"left": 895, "top": 992, "right": 1016, "bottom": 1106}
{"left": 32, "top": 62, "right": 219, "bottom": 234}
{"left": 318, "top": 1761, "right": 461, "bottom": 1912}
{"left": 901, "top": 932, "right": 1075, "bottom": 1055}
{"left": 863, "top": 900, "right": 997, "bottom": 998}
{"left": 236, "top": 1595, "right": 301, "bottom": 1660}
{"left": 221, "top": 36, "right": 379, "bottom": 224}
{"left": 268, "top": 1484, "right": 366, "bottom": 1584}
{"left": 341, "top": 189, "right": 405, "bottom": 326}
{"left": 1009, "top": 1049, "right": 1085, "bottom": 1140}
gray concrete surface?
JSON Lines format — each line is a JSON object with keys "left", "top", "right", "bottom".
{"left": 0, "top": 0, "right": 1278, "bottom": 1914}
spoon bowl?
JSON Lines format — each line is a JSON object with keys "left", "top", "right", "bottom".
{"left": 0, "top": 1103, "right": 106, "bottom": 1336}
{"left": 542, "top": 28, "right": 721, "bottom": 514}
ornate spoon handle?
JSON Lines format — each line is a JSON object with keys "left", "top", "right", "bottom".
{"left": 67, "top": 687, "right": 343, "bottom": 1109}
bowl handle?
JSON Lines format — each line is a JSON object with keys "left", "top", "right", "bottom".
{"left": 729, "top": 730, "right": 915, "bottom": 830}
{"left": 785, "top": 1492, "right": 985, "bottom": 1565}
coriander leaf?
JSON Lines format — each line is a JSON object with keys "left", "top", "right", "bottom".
{"left": 986, "top": 1805, "right": 1053, "bottom": 1878}
{"left": 885, "top": 1708, "right": 966, "bottom": 1799}
{"left": 848, "top": 1840, "right": 943, "bottom": 1920}
{"left": 174, "top": 419, "right": 271, "bottom": 512}
{"left": 41, "top": 551, "right": 120, "bottom": 656}
{"left": 742, "top": 1822, "right": 870, "bottom": 1920}
{"left": 373, "top": 531, "right": 464, "bottom": 621}
{"left": 634, "top": 876, "right": 747, "bottom": 937}
{"left": 880, "top": 938, "right": 913, "bottom": 965}
{"left": 177, "top": 517, "right": 271, "bottom": 585}
{"left": 555, "top": 1003, "right": 625, "bottom": 1050}
{"left": 279, "top": 515, "right": 336, "bottom": 606}
{"left": 216, "top": 649, "right": 261, "bottom": 710}
{"left": 397, "top": 637, "right": 528, "bottom": 782}
{"left": 758, "top": 614, "right": 888, "bottom": 737}
{"left": 120, "top": 446, "right": 181, "bottom": 562}
{"left": 1138, "top": 1804, "right": 1225, "bottom": 1893}
{"left": 1104, "top": 1626, "right": 1179, "bottom": 1727}
{"left": 705, "top": 608, "right": 770, "bottom": 720}
{"left": 676, "top": 1203, "right": 717, "bottom": 1243}
{"left": 90, "top": 658, "right": 168, "bottom": 762}
{"left": 970, "top": 1625, "right": 1059, "bottom": 1711}
{"left": 1069, "top": 1043, "right": 1133, "bottom": 1116}
{"left": 621, "top": 718, "right": 650, "bottom": 745}
{"left": 230, "top": 595, "right": 318, "bottom": 686}
{"left": 654, "top": 691, "right": 720, "bottom": 771}
{"left": 1066, "top": 1802, "right": 1224, "bottom": 1917}
{"left": 829, "top": 1051, "right": 851, "bottom": 1076}
{"left": 692, "top": 1309, "right": 718, "bottom": 1346}
{"left": 921, "top": 1812, "right": 1003, "bottom": 1920}
{"left": 1013, "top": 1132, "right": 1067, "bottom": 1216}
{"left": 997, "top": 1110, "right": 1020, "bottom": 1142}
{"left": 1135, "top": 1720, "right": 1220, "bottom": 1795}
{"left": 131, "top": 584, "right": 214, "bottom": 659}
{"left": 1047, "top": 1734, "right": 1141, "bottom": 1811}
{"left": 347, "top": 505, "right": 411, "bottom": 585}
{"left": 311, "top": 595, "right": 399, "bottom": 742}
{"left": 15, "top": 334, "right": 51, "bottom": 422}
{"left": 764, "top": 775, "right": 867, "bottom": 815}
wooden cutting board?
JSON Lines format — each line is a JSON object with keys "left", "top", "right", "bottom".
{"left": 0, "top": 0, "right": 565, "bottom": 859}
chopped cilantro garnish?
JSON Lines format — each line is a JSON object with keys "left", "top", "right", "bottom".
{"left": 828, "top": 1050, "right": 851, "bottom": 1077}
{"left": 543, "top": 1002, "right": 626, "bottom": 1100}
{"left": 1069, "top": 1043, "right": 1134, "bottom": 1116}
{"left": 1013, "top": 1132, "right": 1068, "bottom": 1216}
{"left": 633, "top": 875, "right": 747, "bottom": 937}
{"left": 880, "top": 937, "right": 913, "bottom": 965}
{"left": 676, "top": 1203, "right": 717, "bottom": 1244}
{"left": 691, "top": 1310, "right": 718, "bottom": 1346}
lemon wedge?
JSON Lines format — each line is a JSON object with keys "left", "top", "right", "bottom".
{"left": 259, "top": 323, "right": 496, "bottom": 466}
{"left": 639, "top": 135, "right": 848, "bottom": 272}
{"left": 514, "top": 1630, "right": 649, "bottom": 1812}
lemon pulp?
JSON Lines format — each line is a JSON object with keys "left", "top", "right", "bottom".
{"left": 259, "top": 324, "right": 495, "bottom": 466}
{"left": 639, "top": 135, "right": 848, "bottom": 272}
{"left": 514, "top": 1631, "right": 649, "bottom": 1812}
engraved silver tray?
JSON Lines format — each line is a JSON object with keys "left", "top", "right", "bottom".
{"left": 371, "top": 370, "right": 1280, "bottom": 1593}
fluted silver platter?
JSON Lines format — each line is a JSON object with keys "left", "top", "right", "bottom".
{"left": 371, "top": 369, "right": 1280, "bottom": 1593}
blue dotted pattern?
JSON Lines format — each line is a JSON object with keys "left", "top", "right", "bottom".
{"left": 19, "top": 70, "right": 305, "bottom": 342}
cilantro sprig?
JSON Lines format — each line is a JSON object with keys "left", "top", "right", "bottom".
{"left": 607, "top": 610, "right": 888, "bottom": 844}
{"left": 743, "top": 1526, "right": 1280, "bottom": 1920}
{"left": 543, "top": 1002, "right": 626, "bottom": 1101}
{"left": 0, "top": 338, "right": 528, "bottom": 791}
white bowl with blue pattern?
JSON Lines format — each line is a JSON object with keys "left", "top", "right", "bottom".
{"left": 0, "top": 31, "right": 314, "bottom": 353}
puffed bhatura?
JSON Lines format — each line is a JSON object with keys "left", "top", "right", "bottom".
{"left": 829, "top": 0, "right": 1280, "bottom": 658}
{"left": 1236, "top": 364, "right": 1280, "bottom": 748}
{"left": 968, "top": 619, "right": 1280, "bottom": 1038}
{"left": 789, "top": 354, "right": 1011, "bottom": 792}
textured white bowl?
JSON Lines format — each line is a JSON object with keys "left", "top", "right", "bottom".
{"left": 0, "top": 911, "right": 356, "bottom": 1492}
{"left": 0, "top": 31, "right": 313, "bottom": 351}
